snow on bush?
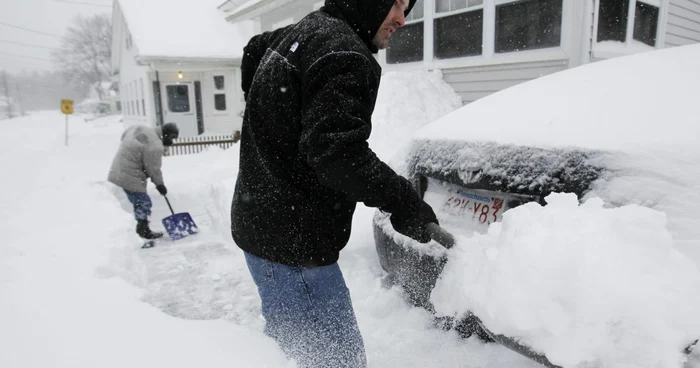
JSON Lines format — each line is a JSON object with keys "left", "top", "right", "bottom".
{"left": 371, "top": 69, "right": 462, "bottom": 161}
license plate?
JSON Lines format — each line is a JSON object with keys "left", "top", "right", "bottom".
{"left": 422, "top": 177, "right": 536, "bottom": 234}
{"left": 442, "top": 187, "right": 505, "bottom": 226}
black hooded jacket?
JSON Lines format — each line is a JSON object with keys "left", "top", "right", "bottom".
{"left": 231, "top": 0, "right": 421, "bottom": 267}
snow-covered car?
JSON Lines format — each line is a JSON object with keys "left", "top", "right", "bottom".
{"left": 374, "top": 43, "right": 700, "bottom": 364}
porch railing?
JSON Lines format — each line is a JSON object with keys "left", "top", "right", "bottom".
{"left": 165, "top": 134, "right": 238, "bottom": 156}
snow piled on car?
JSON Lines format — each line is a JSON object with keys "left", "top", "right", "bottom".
{"left": 432, "top": 193, "right": 700, "bottom": 368}
{"left": 418, "top": 44, "right": 700, "bottom": 153}
{"left": 416, "top": 45, "right": 700, "bottom": 368}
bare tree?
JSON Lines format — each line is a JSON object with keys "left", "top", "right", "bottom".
{"left": 53, "top": 14, "right": 112, "bottom": 101}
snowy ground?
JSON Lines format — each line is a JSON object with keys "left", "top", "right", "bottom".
{"left": 0, "top": 72, "right": 541, "bottom": 368}
{"left": 2, "top": 67, "right": 699, "bottom": 368}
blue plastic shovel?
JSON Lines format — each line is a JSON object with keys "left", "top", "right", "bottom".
{"left": 162, "top": 195, "right": 198, "bottom": 240}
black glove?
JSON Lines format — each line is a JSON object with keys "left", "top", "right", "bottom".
{"left": 382, "top": 177, "right": 438, "bottom": 243}
{"left": 390, "top": 199, "right": 438, "bottom": 243}
{"left": 156, "top": 184, "right": 167, "bottom": 196}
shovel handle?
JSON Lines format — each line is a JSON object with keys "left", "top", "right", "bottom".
{"left": 427, "top": 223, "right": 455, "bottom": 249}
{"left": 163, "top": 195, "right": 175, "bottom": 216}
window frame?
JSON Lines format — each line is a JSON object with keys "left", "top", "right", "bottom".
{"left": 433, "top": 1, "right": 485, "bottom": 60}
{"left": 165, "top": 84, "right": 192, "bottom": 113}
{"left": 213, "top": 75, "right": 227, "bottom": 112}
{"left": 380, "top": 0, "right": 570, "bottom": 69}
{"left": 385, "top": 0, "right": 427, "bottom": 65}
{"left": 592, "top": 0, "right": 668, "bottom": 58}
{"left": 135, "top": 80, "right": 141, "bottom": 116}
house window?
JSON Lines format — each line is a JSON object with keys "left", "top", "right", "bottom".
{"left": 597, "top": 0, "right": 628, "bottom": 42}
{"left": 166, "top": 85, "right": 191, "bottom": 113}
{"left": 597, "top": 0, "right": 660, "bottom": 47}
{"left": 495, "top": 0, "right": 563, "bottom": 54}
{"left": 140, "top": 79, "right": 146, "bottom": 117}
{"left": 387, "top": 0, "right": 425, "bottom": 64}
{"left": 213, "top": 75, "right": 226, "bottom": 111}
{"left": 434, "top": 0, "right": 484, "bottom": 59}
{"left": 633, "top": 1, "right": 659, "bottom": 46}
{"left": 135, "top": 82, "right": 141, "bottom": 116}
{"left": 126, "top": 84, "right": 132, "bottom": 116}
{"left": 215, "top": 94, "right": 227, "bottom": 111}
{"left": 214, "top": 76, "right": 225, "bottom": 90}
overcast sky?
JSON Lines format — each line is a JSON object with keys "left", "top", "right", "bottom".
{"left": 0, "top": 0, "right": 111, "bottom": 75}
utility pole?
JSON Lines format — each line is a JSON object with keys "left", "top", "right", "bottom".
{"left": 1, "top": 71, "right": 11, "bottom": 119}
{"left": 15, "top": 83, "right": 25, "bottom": 117}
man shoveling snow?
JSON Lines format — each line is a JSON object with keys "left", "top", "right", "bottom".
{"left": 431, "top": 192, "right": 700, "bottom": 368}
{"left": 107, "top": 123, "right": 179, "bottom": 240}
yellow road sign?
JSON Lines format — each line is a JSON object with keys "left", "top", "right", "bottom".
{"left": 61, "top": 99, "right": 74, "bottom": 115}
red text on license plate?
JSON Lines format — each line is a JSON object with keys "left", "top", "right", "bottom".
{"left": 443, "top": 190, "right": 505, "bottom": 225}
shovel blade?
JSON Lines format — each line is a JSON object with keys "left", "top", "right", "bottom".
{"left": 162, "top": 212, "right": 198, "bottom": 240}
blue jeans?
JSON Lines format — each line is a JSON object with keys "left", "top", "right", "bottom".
{"left": 244, "top": 251, "right": 366, "bottom": 368}
{"left": 123, "top": 189, "right": 152, "bottom": 221}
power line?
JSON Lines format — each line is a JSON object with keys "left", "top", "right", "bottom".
{"left": 0, "top": 61, "right": 55, "bottom": 71}
{"left": 0, "top": 51, "right": 54, "bottom": 63}
{"left": 0, "top": 59, "right": 53, "bottom": 65}
{"left": 52, "top": 0, "right": 111, "bottom": 7}
{"left": 0, "top": 40, "right": 63, "bottom": 51}
{"left": 0, "top": 21, "right": 63, "bottom": 39}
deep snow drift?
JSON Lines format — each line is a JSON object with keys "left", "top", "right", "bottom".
{"left": 432, "top": 193, "right": 700, "bottom": 368}
{"left": 413, "top": 44, "right": 700, "bottom": 368}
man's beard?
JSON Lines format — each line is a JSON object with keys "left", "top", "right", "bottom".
{"left": 372, "top": 35, "right": 389, "bottom": 50}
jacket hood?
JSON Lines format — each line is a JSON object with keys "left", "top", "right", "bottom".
{"left": 323, "top": 0, "right": 417, "bottom": 53}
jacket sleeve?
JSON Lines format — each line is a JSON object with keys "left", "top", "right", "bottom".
{"left": 299, "top": 52, "right": 421, "bottom": 213}
{"left": 241, "top": 25, "right": 294, "bottom": 102}
{"left": 143, "top": 147, "right": 164, "bottom": 186}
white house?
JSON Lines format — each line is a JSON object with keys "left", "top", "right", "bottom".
{"left": 111, "top": 0, "right": 255, "bottom": 136}
{"left": 219, "top": 0, "right": 700, "bottom": 104}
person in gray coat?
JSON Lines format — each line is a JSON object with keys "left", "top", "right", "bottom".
{"left": 108, "top": 123, "right": 179, "bottom": 239}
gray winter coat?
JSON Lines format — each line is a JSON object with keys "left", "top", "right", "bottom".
{"left": 107, "top": 125, "right": 166, "bottom": 193}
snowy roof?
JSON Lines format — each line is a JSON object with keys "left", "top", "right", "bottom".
{"left": 118, "top": 0, "right": 256, "bottom": 60}
{"left": 223, "top": 0, "right": 296, "bottom": 22}
{"left": 419, "top": 44, "right": 700, "bottom": 154}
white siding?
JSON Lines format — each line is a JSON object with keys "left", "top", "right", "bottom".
{"left": 259, "top": 0, "right": 319, "bottom": 31}
{"left": 441, "top": 59, "right": 568, "bottom": 104}
{"left": 114, "top": 3, "right": 151, "bottom": 127}
{"left": 252, "top": 0, "right": 569, "bottom": 106}
{"left": 201, "top": 70, "right": 242, "bottom": 134}
{"left": 147, "top": 64, "right": 244, "bottom": 135}
{"left": 665, "top": 0, "right": 700, "bottom": 46}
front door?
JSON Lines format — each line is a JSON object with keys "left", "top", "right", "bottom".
{"left": 163, "top": 82, "right": 198, "bottom": 136}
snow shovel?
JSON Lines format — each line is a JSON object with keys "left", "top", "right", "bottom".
{"left": 161, "top": 195, "right": 199, "bottom": 240}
